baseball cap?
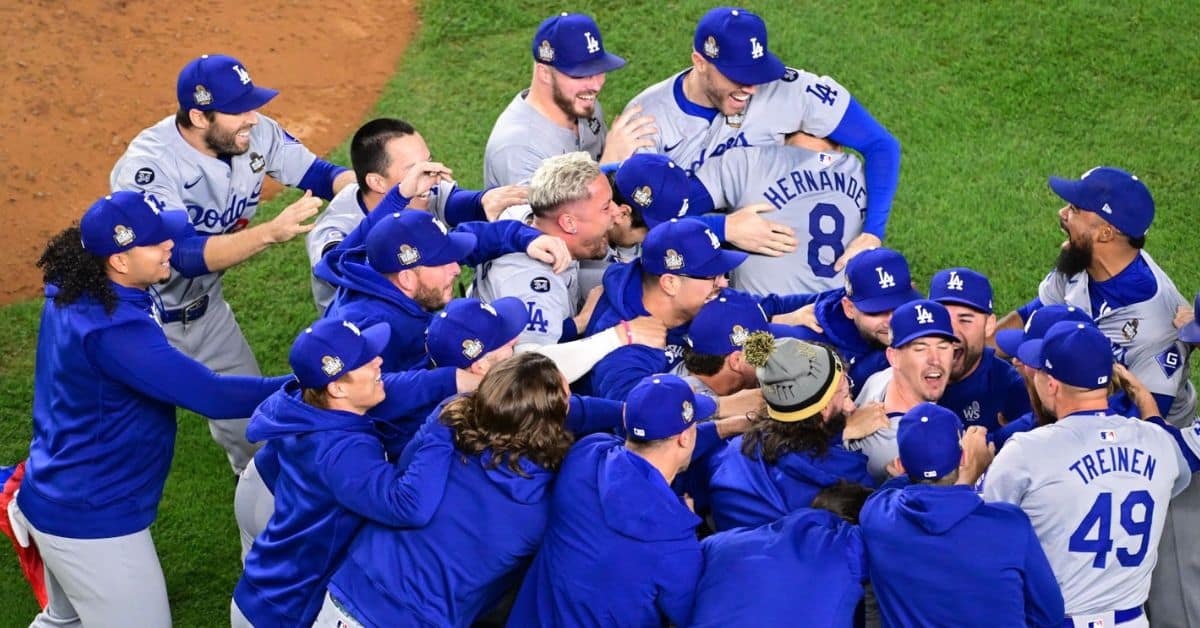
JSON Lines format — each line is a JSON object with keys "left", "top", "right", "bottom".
{"left": 844, "top": 248, "right": 923, "bottom": 314}
{"left": 532, "top": 13, "right": 626, "bottom": 78}
{"left": 1048, "top": 166, "right": 1155, "bottom": 238}
{"left": 641, "top": 218, "right": 747, "bottom": 278}
{"left": 686, "top": 289, "right": 770, "bottom": 355}
{"left": 365, "top": 211, "right": 476, "bottom": 274}
{"left": 694, "top": 7, "right": 786, "bottom": 86}
{"left": 757, "top": 338, "right": 844, "bottom": 422}
{"left": 1017, "top": 321, "right": 1113, "bottom": 389}
{"left": 995, "top": 304, "right": 1092, "bottom": 359}
{"left": 290, "top": 319, "right": 390, "bottom": 389}
{"left": 614, "top": 154, "right": 691, "bottom": 228}
{"left": 929, "top": 267, "right": 993, "bottom": 314}
{"left": 889, "top": 300, "right": 958, "bottom": 348}
{"left": 897, "top": 402, "right": 963, "bottom": 481}
{"left": 80, "top": 191, "right": 190, "bottom": 257}
{"left": 176, "top": 54, "right": 278, "bottom": 114}
{"left": 1181, "top": 292, "right": 1200, "bottom": 344}
{"left": 624, "top": 374, "right": 716, "bottom": 440}
{"left": 426, "top": 297, "right": 528, "bottom": 369}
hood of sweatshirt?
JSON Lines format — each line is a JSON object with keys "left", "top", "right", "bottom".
{"left": 892, "top": 484, "right": 982, "bottom": 535}
{"left": 477, "top": 449, "right": 555, "bottom": 505}
{"left": 245, "top": 380, "right": 376, "bottom": 442}
{"left": 814, "top": 288, "right": 872, "bottom": 353}
{"left": 597, "top": 440, "right": 700, "bottom": 542}
{"left": 314, "top": 246, "right": 426, "bottom": 317}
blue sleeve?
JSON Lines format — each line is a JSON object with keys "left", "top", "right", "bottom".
{"left": 1000, "top": 367, "right": 1033, "bottom": 422}
{"left": 691, "top": 421, "right": 724, "bottom": 462}
{"left": 564, "top": 395, "right": 623, "bottom": 435}
{"left": 296, "top": 158, "right": 350, "bottom": 201}
{"left": 825, "top": 97, "right": 900, "bottom": 239}
{"left": 592, "top": 345, "right": 668, "bottom": 401}
{"left": 1015, "top": 297, "right": 1043, "bottom": 323}
{"left": 754, "top": 291, "right": 819, "bottom": 317}
{"left": 1021, "top": 518, "right": 1066, "bottom": 627}
{"left": 560, "top": 317, "right": 579, "bottom": 343}
{"left": 253, "top": 444, "right": 281, "bottom": 492}
{"left": 686, "top": 176, "right": 716, "bottom": 216}
{"left": 1146, "top": 416, "right": 1200, "bottom": 473}
{"left": 88, "top": 322, "right": 287, "bottom": 419}
{"left": 455, "top": 220, "right": 540, "bottom": 267}
{"left": 655, "top": 543, "right": 703, "bottom": 626}
{"left": 169, "top": 226, "right": 211, "bottom": 277}
{"left": 316, "top": 419, "right": 453, "bottom": 527}
{"left": 991, "top": 413, "right": 1035, "bottom": 451}
{"left": 369, "top": 368, "right": 458, "bottom": 425}
{"left": 337, "top": 185, "right": 413, "bottom": 252}
{"left": 1152, "top": 393, "right": 1176, "bottom": 420}
{"left": 697, "top": 215, "right": 726, "bottom": 242}
{"left": 443, "top": 186, "right": 488, "bottom": 225}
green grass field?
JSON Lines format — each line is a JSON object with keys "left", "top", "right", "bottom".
{"left": 1, "top": 1, "right": 1197, "bottom": 624}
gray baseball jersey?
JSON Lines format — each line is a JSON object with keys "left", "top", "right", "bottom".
{"left": 306, "top": 181, "right": 456, "bottom": 313}
{"left": 983, "top": 412, "right": 1190, "bottom": 615}
{"left": 1037, "top": 252, "right": 1195, "bottom": 425}
{"left": 483, "top": 89, "right": 607, "bottom": 187}
{"left": 843, "top": 411, "right": 902, "bottom": 484}
{"left": 854, "top": 368, "right": 891, "bottom": 406}
{"left": 625, "top": 68, "right": 850, "bottom": 176}
{"left": 696, "top": 145, "right": 866, "bottom": 295}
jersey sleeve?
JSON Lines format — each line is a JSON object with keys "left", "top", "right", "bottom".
{"left": 1036, "top": 270, "right": 1068, "bottom": 306}
{"left": 776, "top": 68, "right": 853, "bottom": 138}
{"left": 306, "top": 200, "right": 364, "bottom": 269}
{"left": 981, "top": 439, "right": 1033, "bottom": 505}
{"left": 1126, "top": 340, "right": 1188, "bottom": 400}
{"left": 257, "top": 114, "right": 319, "bottom": 188}
{"left": 111, "top": 155, "right": 186, "bottom": 211}
{"left": 484, "top": 142, "right": 545, "bottom": 188}
{"left": 698, "top": 148, "right": 753, "bottom": 210}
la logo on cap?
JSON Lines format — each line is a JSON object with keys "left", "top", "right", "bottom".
{"left": 706, "top": 229, "right": 720, "bottom": 249}
{"left": 946, "top": 271, "right": 964, "bottom": 291}
{"left": 664, "top": 248, "right": 684, "bottom": 270}
{"left": 398, "top": 244, "right": 420, "bottom": 266}
{"left": 750, "top": 37, "right": 763, "bottom": 59}
{"left": 232, "top": 64, "right": 251, "bottom": 85}
{"left": 584, "top": 31, "right": 600, "bottom": 54}
{"left": 677, "top": 198, "right": 690, "bottom": 217}
{"left": 876, "top": 266, "right": 895, "bottom": 288}
{"left": 342, "top": 320, "right": 362, "bottom": 335}
{"left": 113, "top": 224, "right": 135, "bottom": 247}
{"left": 703, "top": 35, "right": 719, "bottom": 58}
{"left": 632, "top": 185, "right": 653, "bottom": 207}
{"left": 915, "top": 304, "right": 934, "bottom": 325}
{"left": 321, "top": 355, "right": 344, "bottom": 377}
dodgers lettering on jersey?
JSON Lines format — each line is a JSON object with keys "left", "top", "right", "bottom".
{"left": 483, "top": 90, "right": 607, "bottom": 187}
{"left": 983, "top": 413, "right": 1190, "bottom": 615}
{"left": 696, "top": 144, "right": 865, "bottom": 295}
{"left": 111, "top": 114, "right": 317, "bottom": 309}
{"left": 626, "top": 67, "right": 851, "bottom": 176}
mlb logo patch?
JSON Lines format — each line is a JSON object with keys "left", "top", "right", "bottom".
{"left": 1099, "top": 430, "right": 1117, "bottom": 442}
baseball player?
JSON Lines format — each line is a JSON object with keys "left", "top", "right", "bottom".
{"left": 306, "top": 118, "right": 528, "bottom": 313}
{"left": 111, "top": 54, "right": 355, "bottom": 474}
{"left": 860, "top": 403, "right": 1064, "bottom": 627}
{"left": 677, "top": 290, "right": 784, "bottom": 413}
{"left": 984, "top": 321, "right": 1191, "bottom": 627}
{"left": 625, "top": 6, "right": 900, "bottom": 269}
{"left": 483, "top": 12, "right": 652, "bottom": 188}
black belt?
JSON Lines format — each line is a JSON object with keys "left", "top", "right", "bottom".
{"left": 160, "top": 294, "right": 209, "bottom": 324}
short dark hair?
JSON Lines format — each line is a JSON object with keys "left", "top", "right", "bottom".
{"left": 175, "top": 108, "right": 216, "bottom": 130}
{"left": 811, "top": 481, "right": 873, "bottom": 524}
{"left": 606, "top": 171, "right": 647, "bottom": 230}
{"left": 682, "top": 346, "right": 726, "bottom": 376}
{"left": 301, "top": 386, "right": 331, "bottom": 409}
{"left": 349, "top": 118, "right": 417, "bottom": 191}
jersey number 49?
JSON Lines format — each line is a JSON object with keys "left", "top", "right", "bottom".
{"left": 1068, "top": 490, "right": 1155, "bottom": 569}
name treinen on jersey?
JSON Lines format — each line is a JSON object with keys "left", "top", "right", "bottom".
{"left": 1068, "top": 446, "right": 1158, "bottom": 485}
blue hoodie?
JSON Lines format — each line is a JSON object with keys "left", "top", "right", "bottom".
{"left": 790, "top": 288, "right": 889, "bottom": 396}
{"left": 691, "top": 508, "right": 866, "bottom": 627}
{"left": 316, "top": 219, "right": 542, "bottom": 372}
{"left": 19, "top": 283, "right": 285, "bottom": 539}
{"left": 584, "top": 261, "right": 815, "bottom": 400}
{"left": 326, "top": 415, "right": 557, "bottom": 627}
{"left": 707, "top": 435, "right": 877, "bottom": 531}
{"left": 233, "top": 370, "right": 460, "bottom": 627}
{"left": 860, "top": 484, "right": 1064, "bottom": 627}
{"left": 507, "top": 433, "right": 703, "bottom": 627}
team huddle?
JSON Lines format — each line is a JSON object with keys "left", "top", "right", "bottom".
{"left": 6, "top": 5, "right": 1200, "bottom": 628}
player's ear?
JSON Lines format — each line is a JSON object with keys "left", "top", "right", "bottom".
{"left": 689, "top": 50, "right": 707, "bottom": 72}
{"left": 984, "top": 313, "right": 997, "bottom": 338}
{"left": 326, "top": 379, "right": 347, "bottom": 400}
{"left": 364, "top": 172, "right": 389, "bottom": 195}
{"left": 533, "top": 62, "right": 553, "bottom": 86}
{"left": 106, "top": 252, "right": 129, "bottom": 276}
{"left": 841, "top": 296, "right": 856, "bottom": 319}
{"left": 659, "top": 274, "right": 680, "bottom": 297}
{"left": 892, "top": 456, "right": 906, "bottom": 476}
{"left": 885, "top": 346, "right": 897, "bottom": 367}
{"left": 559, "top": 213, "right": 578, "bottom": 235}
{"left": 393, "top": 268, "right": 418, "bottom": 292}
{"left": 187, "top": 109, "right": 210, "bottom": 129}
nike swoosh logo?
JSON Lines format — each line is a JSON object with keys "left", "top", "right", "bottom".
{"left": 664, "top": 140, "right": 683, "bottom": 153}
{"left": 183, "top": 176, "right": 203, "bottom": 189}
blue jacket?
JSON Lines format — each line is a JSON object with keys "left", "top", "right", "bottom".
{"left": 19, "top": 283, "right": 284, "bottom": 539}
{"left": 707, "top": 435, "right": 876, "bottom": 531}
{"left": 585, "top": 263, "right": 814, "bottom": 400}
{"left": 507, "top": 433, "right": 703, "bottom": 627}
{"left": 791, "top": 288, "right": 889, "bottom": 396}
{"left": 860, "top": 484, "right": 1064, "bottom": 627}
{"left": 327, "top": 417, "right": 556, "bottom": 627}
{"left": 939, "top": 348, "right": 1031, "bottom": 432}
{"left": 316, "top": 219, "right": 541, "bottom": 372}
{"left": 691, "top": 508, "right": 866, "bottom": 627}
{"left": 233, "top": 370, "right": 459, "bottom": 627}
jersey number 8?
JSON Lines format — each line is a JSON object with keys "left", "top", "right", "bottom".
{"left": 1068, "top": 490, "right": 1155, "bottom": 569}
{"left": 807, "top": 203, "right": 845, "bottom": 278}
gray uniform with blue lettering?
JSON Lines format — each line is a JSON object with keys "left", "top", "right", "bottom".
{"left": 483, "top": 90, "right": 606, "bottom": 187}
{"left": 695, "top": 144, "right": 866, "bottom": 296}
{"left": 110, "top": 114, "right": 318, "bottom": 474}
{"left": 983, "top": 412, "right": 1189, "bottom": 621}
{"left": 624, "top": 67, "right": 849, "bottom": 176}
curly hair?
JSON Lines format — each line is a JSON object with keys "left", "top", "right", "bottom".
{"left": 439, "top": 352, "right": 573, "bottom": 476}
{"left": 740, "top": 405, "right": 836, "bottom": 463}
{"left": 37, "top": 225, "right": 117, "bottom": 314}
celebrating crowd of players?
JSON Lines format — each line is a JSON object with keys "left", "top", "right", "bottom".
{"left": 6, "top": 5, "right": 1200, "bottom": 628}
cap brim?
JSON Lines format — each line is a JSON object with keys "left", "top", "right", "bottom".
{"left": 424, "top": 232, "right": 477, "bottom": 266}
{"left": 1016, "top": 339, "right": 1044, "bottom": 369}
{"left": 714, "top": 53, "right": 786, "bottom": 86}
{"left": 694, "top": 393, "right": 718, "bottom": 422}
{"left": 853, "top": 288, "right": 924, "bottom": 315}
{"left": 149, "top": 210, "right": 193, "bottom": 245}
{"left": 491, "top": 297, "right": 531, "bottom": 346}
{"left": 1048, "top": 176, "right": 1092, "bottom": 211}
{"left": 218, "top": 86, "right": 279, "bottom": 114}
{"left": 358, "top": 322, "right": 392, "bottom": 366}
{"left": 558, "top": 53, "right": 626, "bottom": 78}
{"left": 687, "top": 249, "right": 748, "bottom": 277}
{"left": 892, "top": 330, "right": 959, "bottom": 349}
{"left": 994, "top": 329, "right": 1026, "bottom": 358}
{"left": 933, "top": 295, "right": 991, "bottom": 314}
{"left": 1180, "top": 322, "right": 1200, "bottom": 344}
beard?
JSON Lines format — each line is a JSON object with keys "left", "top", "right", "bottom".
{"left": 1055, "top": 237, "right": 1093, "bottom": 276}
{"left": 822, "top": 412, "right": 847, "bottom": 439}
{"left": 550, "top": 77, "right": 596, "bottom": 120}
{"left": 411, "top": 282, "right": 450, "bottom": 311}
{"left": 204, "top": 124, "right": 251, "bottom": 156}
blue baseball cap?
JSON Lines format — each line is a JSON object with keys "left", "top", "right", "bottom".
{"left": 694, "top": 7, "right": 786, "bottom": 86}
{"left": 995, "top": 304, "right": 1092, "bottom": 359}
{"left": 426, "top": 297, "right": 528, "bottom": 369}
{"left": 686, "top": 289, "right": 770, "bottom": 355}
{"left": 641, "top": 218, "right": 746, "bottom": 277}
{"left": 176, "top": 54, "right": 278, "bottom": 114}
{"left": 929, "top": 267, "right": 993, "bottom": 314}
{"left": 624, "top": 374, "right": 717, "bottom": 440}
{"left": 898, "top": 402, "right": 963, "bottom": 481}
{"left": 1181, "top": 292, "right": 1200, "bottom": 344}
{"left": 890, "top": 300, "right": 958, "bottom": 348}
{"left": 1049, "top": 166, "right": 1155, "bottom": 238}
{"left": 532, "top": 13, "right": 626, "bottom": 78}
{"left": 80, "top": 191, "right": 190, "bottom": 257}
{"left": 1017, "top": 321, "right": 1113, "bottom": 389}
{"left": 366, "top": 211, "right": 476, "bottom": 274}
{"left": 844, "top": 248, "right": 923, "bottom": 314}
{"left": 290, "top": 319, "right": 390, "bottom": 389}
{"left": 614, "top": 154, "right": 692, "bottom": 228}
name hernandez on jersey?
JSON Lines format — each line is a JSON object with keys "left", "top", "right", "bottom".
{"left": 696, "top": 144, "right": 865, "bottom": 295}
{"left": 625, "top": 67, "right": 850, "bottom": 176}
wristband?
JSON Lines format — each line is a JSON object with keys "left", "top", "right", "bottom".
{"left": 619, "top": 320, "right": 633, "bottom": 346}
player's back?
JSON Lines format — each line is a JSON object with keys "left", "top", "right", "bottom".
{"left": 985, "top": 412, "right": 1189, "bottom": 615}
